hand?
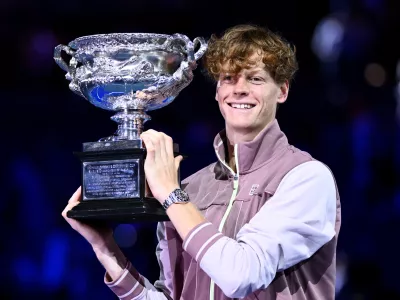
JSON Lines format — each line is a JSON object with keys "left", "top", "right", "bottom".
{"left": 140, "top": 130, "right": 182, "bottom": 203}
{"left": 62, "top": 187, "right": 114, "bottom": 253}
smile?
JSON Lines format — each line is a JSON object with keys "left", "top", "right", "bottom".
{"left": 228, "top": 103, "right": 256, "bottom": 109}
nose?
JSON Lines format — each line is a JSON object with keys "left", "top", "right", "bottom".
{"left": 233, "top": 77, "right": 249, "bottom": 97}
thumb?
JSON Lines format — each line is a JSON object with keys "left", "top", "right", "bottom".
{"left": 68, "top": 186, "right": 82, "bottom": 204}
{"left": 175, "top": 155, "right": 183, "bottom": 170}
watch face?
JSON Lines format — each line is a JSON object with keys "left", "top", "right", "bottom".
{"left": 163, "top": 189, "right": 189, "bottom": 209}
{"left": 173, "top": 189, "right": 188, "bottom": 202}
{"left": 175, "top": 189, "right": 187, "bottom": 200}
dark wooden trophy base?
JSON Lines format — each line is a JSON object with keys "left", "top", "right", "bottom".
{"left": 67, "top": 139, "right": 180, "bottom": 223}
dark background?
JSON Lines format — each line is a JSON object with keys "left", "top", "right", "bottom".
{"left": 1, "top": 0, "right": 399, "bottom": 299}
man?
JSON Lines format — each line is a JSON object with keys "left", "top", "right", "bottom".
{"left": 63, "top": 24, "right": 341, "bottom": 300}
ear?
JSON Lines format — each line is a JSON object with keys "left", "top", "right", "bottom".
{"left": 277, "top": 80, "right": 289, "bottom": 104}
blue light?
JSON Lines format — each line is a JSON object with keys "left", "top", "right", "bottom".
{"left": 42, "top": 232, "right": 68, "bottom": 290}
{"left": 12, "top": 256, "right": 37, "bottom": 285}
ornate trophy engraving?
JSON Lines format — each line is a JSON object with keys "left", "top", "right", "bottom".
{"left": 54, "top": 33, "right": 207, "bottom": 222}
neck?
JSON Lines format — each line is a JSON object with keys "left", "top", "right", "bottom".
{"left": 226, "top": 131, "right": 253, "bottom": 173}
{"left": 226, "top": 129, "right": 259, "bottom": 145}
{"left": 227, "top": 142, "right": 236, "bottom": 172}
{"left": 225, "top": 119, "right": 275, "bottom": 172}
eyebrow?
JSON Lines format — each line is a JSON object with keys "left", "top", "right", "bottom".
{"left": 219, "top": 68, "right": 268, "bottom": 79}
{"left": 220, "top": 69, "right": 267, "bottom": 76}
{"left": 246, "top": 68, "right": 267, "bottom": 74}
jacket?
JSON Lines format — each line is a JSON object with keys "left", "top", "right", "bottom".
{"left": 105, "top": 119, "right": 341, "bottom": 300}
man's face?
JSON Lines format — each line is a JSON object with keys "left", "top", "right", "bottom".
{"left": 215, "top": 57, "right": 288, "bottom": 138}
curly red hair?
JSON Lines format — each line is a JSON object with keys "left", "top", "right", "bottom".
{"left": 203, "top": 24, "right": 298, "bottom": 85}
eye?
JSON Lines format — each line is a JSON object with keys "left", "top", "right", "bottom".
{"left": 249, "top": 76, "right": 264, "bottom": 84}
{"left": 222, "top": 74, "right": 233, "bottom": 82}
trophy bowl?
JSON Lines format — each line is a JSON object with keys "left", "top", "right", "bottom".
{"left": 54, "top": 33, "right": 207, "bottom": 222}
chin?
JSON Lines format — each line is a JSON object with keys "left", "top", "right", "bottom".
{"left": 228, "top": 122, "right": 257, "bottom": 133}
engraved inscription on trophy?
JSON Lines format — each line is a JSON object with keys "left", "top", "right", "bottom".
{"left": 83, "top": 159, "right": 140, "bottom": 200}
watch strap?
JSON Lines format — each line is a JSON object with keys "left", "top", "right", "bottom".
{"left": 162, "top": 188, "right": 189, "bottom": 210}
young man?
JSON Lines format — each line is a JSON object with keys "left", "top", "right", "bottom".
{"left": 63, "top": 24, "right": 341, "bottom": 300}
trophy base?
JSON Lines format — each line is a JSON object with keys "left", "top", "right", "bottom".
{"left": 70, "top": 139, "right": 182, "bottom": 223}
{"left": 67, "top": 197, "right": 169, "bottom": 222}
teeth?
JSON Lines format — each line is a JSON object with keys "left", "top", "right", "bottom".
{"left": 231, "top": 103, "right": 253, "bottom": 109}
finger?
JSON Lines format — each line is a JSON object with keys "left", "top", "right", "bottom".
{"left": 164, "top": 134, "right": 174, "bottom": 160}
{"left": 141, "top": 133, "right": 156, "bottom": 161}
{"left": 68, "top": 186, "right": 82, "bottom": 204}
{"left": 62, "top": 204, "right": 73, "bottom": 219}
{"left": 146, "top": 131, "right": 164, "bottom": 162}
{"left": 144, "top": 129, "right": 159, "bottom": 135}
{"left": 62, "top": 187, "right": 82, "bottom": 219}
{"left": 148, "top": 131, "right": 172, "bottom": 163}
{"left": 62, "top": 200, "right": 80, "bottom": 219}
{"left": 174, "top": 155, "right": 183, "bottom": 171}
{"left": 158, "top": 133, "right": 170, "bottom": 163}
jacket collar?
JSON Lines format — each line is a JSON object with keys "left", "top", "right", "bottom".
{"left": 213, "top": 119, "right": 289, "bottom": 175}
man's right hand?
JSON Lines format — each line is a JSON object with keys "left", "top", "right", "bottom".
{"left": 62, "top": 187, "right": 127, "bottom": 280}
{"left": 61, "top": 186, "right": 114, "bottom": 252}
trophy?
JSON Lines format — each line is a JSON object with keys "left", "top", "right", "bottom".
{"left": 54, "top": 32, "right": 207, "bottom": 222}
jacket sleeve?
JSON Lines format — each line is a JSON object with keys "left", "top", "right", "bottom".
{"left": 104, "top": 222, "right": 176, "bottom": 300}
{"left": 182, "top": 161, "right": 338, "bottom": 298}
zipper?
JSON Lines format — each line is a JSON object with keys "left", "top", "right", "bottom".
{"left": 210, "top": 144, "right": 239, "bottom": 300}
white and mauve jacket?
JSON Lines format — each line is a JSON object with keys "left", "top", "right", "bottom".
{"left": 105, "top": 119, "right": 341, "bottom": 300}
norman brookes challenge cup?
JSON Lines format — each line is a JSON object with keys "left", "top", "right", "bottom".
{"left": 54, "top": 32, "right": 207, "bottom": 222}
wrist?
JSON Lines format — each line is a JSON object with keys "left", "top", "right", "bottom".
{"left": 93, "top": 240, "right": 126, "bottom": 266}
{"left": 158, "top": 185, "right": 180, "bottom": 204}
{"left": 92, "top": 237, "right": 118, "bottom": 256}
{"left": 162, "top": 188, "right": 190, "bottom": 210}
{"left": 94, "top": 241, "right": 128, "bottom": 276}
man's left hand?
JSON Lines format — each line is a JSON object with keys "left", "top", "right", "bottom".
{"left": 140, "top": 130, "right": 182, "bottom": 204}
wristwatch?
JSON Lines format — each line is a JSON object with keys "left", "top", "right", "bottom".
{"left": 162, "top": 188, "right": 190, "bottom": 210}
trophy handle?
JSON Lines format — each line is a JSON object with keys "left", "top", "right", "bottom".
{"left": 54, "top": 44, "right": 76, "bottom": 73}
{"left": 167, "top": 34, "right": 208, "bottom": 81}
{"left": 193, "top": 37, "right": 207, "bottom": 61}
{"left": 169, "top": 34, "right": 207, "bottom": 64}
{"left": 136, "top": 34, "right": 208, "bottom": 107}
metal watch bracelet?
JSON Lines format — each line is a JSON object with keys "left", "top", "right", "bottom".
{"left": 162, "top": 188, "right": 190, "bottom": 210}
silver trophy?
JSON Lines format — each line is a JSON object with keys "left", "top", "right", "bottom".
{"left": 54, "top": 33, "right": 207, "bottom": 222}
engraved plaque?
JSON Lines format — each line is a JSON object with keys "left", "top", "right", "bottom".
{"left": 83, "top": 159, "right": 140, "bottom": 200}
